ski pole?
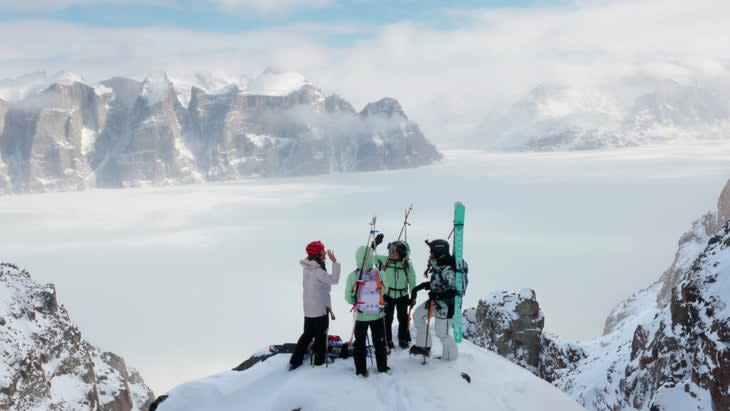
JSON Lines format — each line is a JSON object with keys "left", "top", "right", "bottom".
{"left": 406, "top": 304, "right": 413, "bottom": 331}
{"left": 424, "top": 299, "right": 434, "bottom": 353}
{"left": 397, "top": 204, "right": 414, "bottom": 242}
{"left": 325, "top": 326, "right": 329, "bottom": 368}
{"left": 365, "top": 332, "right": 374, "bottom": 369}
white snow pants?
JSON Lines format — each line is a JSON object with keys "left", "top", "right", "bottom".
{"left": 413, "top": 300, "right": 459, "bottom": 360}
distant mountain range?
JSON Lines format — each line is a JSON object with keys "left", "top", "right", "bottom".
{"left": 0, "top": 70, "right": 442, "bottom": 194}
{"left": 477, "top": 80, "right": 730, "bottom": 151}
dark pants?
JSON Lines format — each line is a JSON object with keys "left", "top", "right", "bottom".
{"left": 290, "top": 315, "right": 329, "bottom": 367}
{"left": 384, "top": 295, "right": 411, "bottom": 345}
{"left": 353, "top": 319, "right": 388, "bottom": 373}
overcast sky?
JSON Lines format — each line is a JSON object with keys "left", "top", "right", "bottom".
{"left": 1, "top": 0, "right": 729, "bottom": 142}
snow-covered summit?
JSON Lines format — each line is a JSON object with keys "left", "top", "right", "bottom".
{"left": 168, "top": 72, "right": 247, "bottom": 107}
{"left": 140, "top": 72, "right": 175, "bottom": 106}
{"left": 48, "top": 70, "right": 85, "bottom": 86}
{"left": 361, "top": 97, "right": 407, "bottom": 119}
{"left": 0, "top": 263, "right": 155, "bottom": 410}
{"left": 246, "top": 67, "right": 310, "bottom": 96}
{"left": 155, "top": 335, "right": 583, "bottom": 411}
{"left": 0, "top": 71, "right": 88, "bottom": 101}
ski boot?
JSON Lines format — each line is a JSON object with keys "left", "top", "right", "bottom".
{"left": 409, "top": 345, "right": 431, "bottom": 364}
{"left": 377, "top": 366, "right": 392, "bottom": 375}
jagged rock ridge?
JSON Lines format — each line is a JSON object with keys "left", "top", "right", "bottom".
{"left": 0, "top": 71, "right": 442, "bottom": 194}
{"left": 464, "top": 179, "right": 730, "bottom": 410}
{"left": 0, "top": 263, "right": 154, "bottom": 410}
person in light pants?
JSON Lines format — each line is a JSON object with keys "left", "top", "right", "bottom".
{"left": 409, "top": 239, "right": 458, "bottom": 361}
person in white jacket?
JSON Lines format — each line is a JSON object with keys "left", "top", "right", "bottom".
{"left": 289, "top": 240, "right": 341, "bottom": 370}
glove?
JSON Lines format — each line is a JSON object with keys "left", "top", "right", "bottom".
{"left": 372, "top": 233, "right": 384, "bottom": 249}
{"left": 428, "top": 290, "right": 437, "bottom": 300}
{"left": 409, "top": 297, "right": 417, "bottom": 308}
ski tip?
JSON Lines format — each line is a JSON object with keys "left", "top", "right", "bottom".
{"left": 460, "top": 372, "right": 471, "bottom": 383}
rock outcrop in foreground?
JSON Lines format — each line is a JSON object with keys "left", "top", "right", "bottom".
{"left": 465, "top": 180, "right": 730, "bottom": 410}
{"left": 0, "top": 263, "right": 154, "bottom": 410}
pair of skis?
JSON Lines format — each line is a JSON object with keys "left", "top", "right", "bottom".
{"left": 410, "top": 202, "right": 467, "bottom": 365}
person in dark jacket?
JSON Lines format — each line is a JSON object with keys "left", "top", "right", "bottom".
{"left": 409, "top": 239, "right": 459, "bottom": 361}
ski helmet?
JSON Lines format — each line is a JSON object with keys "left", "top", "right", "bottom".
{"left": 306, "top": 241, "right": 325, "bottom": 256}
{"left": 426, "top": 239, "right": 450, "bottom": 259}
{"left": 387, "top": 241, "right": 410, "bottom": 259}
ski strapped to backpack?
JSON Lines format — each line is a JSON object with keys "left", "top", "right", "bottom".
{"left": 452, "top": 202, "right": 466, "bottom": 343}
{"left": 349, "top": 216, "right": 381, "bottom": 344}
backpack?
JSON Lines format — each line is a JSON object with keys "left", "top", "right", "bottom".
{"left": 455, "top": 260, "right": 469, "bottom": 297}
{"left": 354, "top": 268, "right": 384, "bottom": 314}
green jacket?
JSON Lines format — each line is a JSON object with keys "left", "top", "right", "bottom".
{"left": 345, "top": 246, "right": 384, "bottom": 322}
{"left": 375, "top": 255, "right": 416, "bottom": 299}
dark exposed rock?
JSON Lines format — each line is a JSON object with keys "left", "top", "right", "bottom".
{"left": 464, "top": 289, "right": 553, "bottom": 373}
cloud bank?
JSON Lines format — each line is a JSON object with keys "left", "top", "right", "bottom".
{"left": 0, "top": 0, "right": 728, "bottom": 143}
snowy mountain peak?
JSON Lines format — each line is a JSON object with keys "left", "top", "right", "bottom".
{"left": 49, "top": 70, "right": 85, "bottom": 86}
{"left": 247, "top": 69, "right": 310, "bottom": 96}
{"left": 154, "top": 337, "right": 584, "bottom": 411}
{"left": 141, "top": 72, "right": 175, "bottom": 106}
{"left": 168, "top": 72, "right": 247, "bottom": 107}
{"left": 0, "top": 71, "right": 84, "bottom": 101}
{"left": 360, "top": 97, "right": 407, "bottom": 119}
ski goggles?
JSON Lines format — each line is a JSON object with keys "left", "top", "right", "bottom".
{"left": 387, "top": 243, "right": 398, "bottom": 253}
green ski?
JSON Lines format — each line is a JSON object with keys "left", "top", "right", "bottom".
{"left": 452, "top": 202, "right": 466, "bottom": 343}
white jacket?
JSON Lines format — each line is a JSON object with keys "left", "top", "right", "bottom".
{"left": 300, "top": 259, "right": 341, "bottom": 318}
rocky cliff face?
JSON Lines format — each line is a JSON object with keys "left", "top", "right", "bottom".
{"left": 0, "top": 71, "right": 442, "bottom": 193}
{"left": 0, "top": 263, "right": 154, "bottom": 410}
{"left": 464, "top": 180, "right": 730, "bottom": 410}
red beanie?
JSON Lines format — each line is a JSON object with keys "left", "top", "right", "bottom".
{"left": 306, "top": 241, "right": 325, "bottom": 256}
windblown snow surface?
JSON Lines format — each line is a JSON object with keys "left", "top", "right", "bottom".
{"left": 157, "top": 337, "right": 584, "bottom": 411}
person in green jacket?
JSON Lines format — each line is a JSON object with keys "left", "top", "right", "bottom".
{"left": 345, "top": 244, "right": 390, "bottom": 377}
{"left": 374, "top": 240, "right": 416, "bottom": 350}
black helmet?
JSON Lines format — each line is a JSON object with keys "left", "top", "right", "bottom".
{"left": 426, "top": 239, "right": 450, "bottom": 259}
{"left": 387, "top": 241, "right": 410, "bottom": 259}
